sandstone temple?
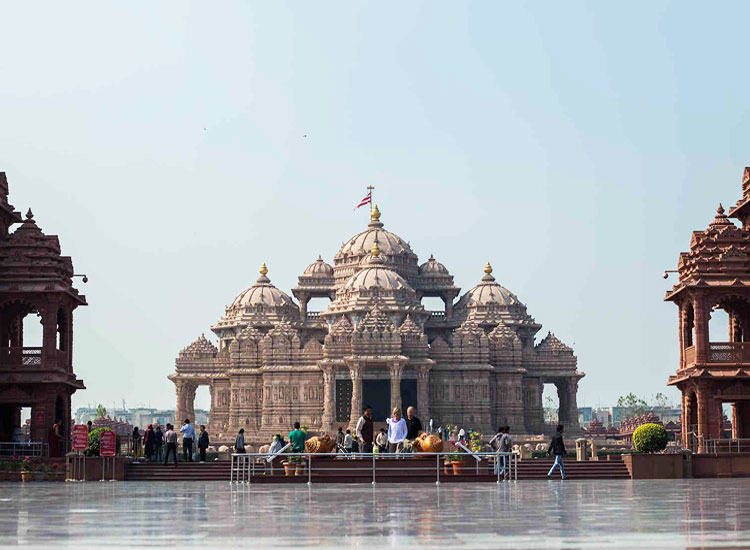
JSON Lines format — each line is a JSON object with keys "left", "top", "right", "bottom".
{"left": 169, "top": 206, "right": 583, "bottom": 444}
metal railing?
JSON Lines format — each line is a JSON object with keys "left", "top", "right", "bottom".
{"left": 0, "top": 441, "right": 49, "bottom": 458}
{"left": 230, "top": 451, "right": 518, "bottom": 485}
{"left": 705, "top": 438, "right": 750, "bottom": 454}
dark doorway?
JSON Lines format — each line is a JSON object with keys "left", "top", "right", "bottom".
{"left": 335, "top": 379, "right": 352, "bottom": 422}
{"left": 363, "top": 379, "right": 390, "bottom": 422}
{"left": 400, "top": 379, "right": 418, "bottom": 413}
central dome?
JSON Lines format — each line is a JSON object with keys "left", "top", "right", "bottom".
{"left": 333, "top": 205, "right": 419, "bottom": 285}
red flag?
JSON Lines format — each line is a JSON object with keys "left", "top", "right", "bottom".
{"left": 355, "top": 191, "right": 371, "bottom": 210}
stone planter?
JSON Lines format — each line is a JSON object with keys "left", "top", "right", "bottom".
{"left": 21, "top": 471, "right": 33, "bottom": 482}
{"left": 7, "top": 472, "right": 20, "bottom": 482}
{"left": 452, "top": 461, "right": 466, "bottom": 476}
{"left": 0, "top": 471, "right": 6, "bottom": 482}
{"left": 34, "top": 472, "right": 47, "bottom": 482}
{"left": 295, "top": 464, "right": 305, "bottom": 477}
{"left": 282, "top": 462, "right": 294, "bottom": 477}
{"left": 443, "top": 461, "right": 454, "bottom": 475}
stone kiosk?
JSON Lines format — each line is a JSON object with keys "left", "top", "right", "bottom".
{"left": 170, "top": 206, "right": 584, "bottom": 445}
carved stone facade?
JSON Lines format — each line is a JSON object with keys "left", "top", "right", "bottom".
{"left": 668, "top": 167, "right": 750, "bottom": 452}
{"left": 0, "top": 173, "right": 87, "bottom": 451}
{"left": 170, "top": 205, "right": 583, "bottom": 444}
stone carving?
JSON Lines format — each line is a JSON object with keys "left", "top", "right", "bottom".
{"left": 411, "top": 433, "right": 443, "bottom": 454}
{"left": 304, "top": 434, "right": 336, "bottom": 454}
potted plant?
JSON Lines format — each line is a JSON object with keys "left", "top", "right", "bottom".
{"left": 451, "top": 452, "right": 467, "bottom": 475}
{"left": 443, "top": 454, "right": 455, "bottom": 475}
{"left": 7, "top": 460, "right": 21, "bottom": 482}
{"left": 20, "top": 457, "right": 33, "bottom": 482}
{"left": 292, "top": 455, "right": 305, "bottom": 477}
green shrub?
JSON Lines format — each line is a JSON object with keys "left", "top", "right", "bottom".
{"left": 632, "top": 423, "right": 668, "bottom": 453}
{"left": 85, "top": 428, "right": 121, "bottom": 457}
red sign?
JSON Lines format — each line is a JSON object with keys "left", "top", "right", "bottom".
{"left": 71, "top": 424, "right": 89, "bottom": 451}
{"left": 99, "top": 430, "right": 116, "bottom": 457}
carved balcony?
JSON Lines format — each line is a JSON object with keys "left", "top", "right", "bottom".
{"left": 0, "top": 347, "right": 42, "bottom": 368}
{"left": 684, "top": 343, "right": 750, "bottom": 366}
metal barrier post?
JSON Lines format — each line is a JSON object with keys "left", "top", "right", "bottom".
{"left": 436, "top": 453, "right": 440, "bottom": 486}
{"left": 308, "top": 455, "right": 312, "bottom": 485}
{"left": 372, "top": 453, "right": 376, "bottom": 485}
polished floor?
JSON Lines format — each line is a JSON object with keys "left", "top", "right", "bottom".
{"left": 2, "top": 479, "right": 750, "bottom": 549}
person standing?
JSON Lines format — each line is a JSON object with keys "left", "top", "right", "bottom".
{"left": 144, "top": 424, "right": 155, "bottom": 462}
{"left": 131, "top": 426, "right": 141, "bottom": 458}
{"left": 387, "top": 408, "right": 407, "bottom": 453}
{"left": 180, "top": 419, "right": 195, "bottom": 462}
{"left": 86, "top": 420, "right": 93, "bottom": 433}
{"left": 289, "top": 422, "right": 307, "bottom": 453}
{"left": 48, "top": 419, "right": 63, "bottom": 458}
{"left": 458, "top": 427, "right": 466, "bottom": 442}
{"left": 235, "top": 429, "right": 246, "bottom": 454}
{"left": 404, "top": 406, "right": 423, "bottom": 442}
{"left": 154, "top": 425, "right": 164, "bottom": 462}
{"left": 197, "top": 425, "right": 209, "bottom": 463}
{"left": 269, "top": 434, "right": 283, "bottom": 455}
{"left": 376, "top": 428, "right": 388, "bottom": 453}
{"left": 356, "top": 405, "right": 375, "bottom": 453}
{"left": 547, "top": 424, "right": 566, "bottom": 480}
{"left": 336, "top": 427, "right": 345, "bottom": 453}
{"left": 437, "top": 426, "right": 443, "bottom": 440}
{"left": 343, "top": 430, "right": 353, "bottom": 454}
{"left": 500, "top": 425, "right": 513, "bottom": 477}
{"left": 163, "top": 424, "right": 178, "bottom": 467}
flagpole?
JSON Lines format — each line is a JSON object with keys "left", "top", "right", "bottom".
{"left": 367, "top": 186, "right": 374, "bottom": 214}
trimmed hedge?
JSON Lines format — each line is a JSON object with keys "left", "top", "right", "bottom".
{"left": 632, "top": 423, "right": 668, "bottom": 454}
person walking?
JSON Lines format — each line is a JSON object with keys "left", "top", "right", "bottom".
{"left": 336, "top": 427, "right": 345, "bottom": 453}
{"left": 198, "top": 425, "right": 209, "bottom": 463}
{"left": 376, "top": 428, "right": 388, "bottom": 453}
{"left": 163, "top": 424, "right": 178, "bottom": 467}
{"left": 144, "top": 424, "right": 155, "bottom": 462}
{"left": 289, "top": 422, "right": 307, "bottom": 454}
{"left": 154, "top": 425, "right": 164, "bottom": 462}
{"left": 404, "top": 406, "right": 423, "bottom": 442}
{"left": 387, "top": 408, "right": 407, "bottom": 453}
{"left": 356, "top": 405, "right": 375, "bottom": 453}
{"left": 343, "top": 430, "right": 353, "bottom": 454}
{"left": 235, "top": 429, "right": 246, "bottom": 454}
{"left": 180, "top": 419, "right": 196, "bottom": 462}
{"left": 547, "top": 424, "right": 567, "bottom": 480}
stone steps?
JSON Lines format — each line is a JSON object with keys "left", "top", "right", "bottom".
{"left": 125, "top": 458, "right": 630, "bottom": 482}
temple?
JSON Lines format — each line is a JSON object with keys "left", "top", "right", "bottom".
{"left": 169, "top": 205, "right": 583, "bottom": 444}
{"left": 0, "top": 173, "right": 86, "bottom": 451}
{"left": 667, "top": 167, "right": 750, "bottom": 452}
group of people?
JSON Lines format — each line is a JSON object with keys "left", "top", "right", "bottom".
{"left": 130, "top": 419, "right": 211, "bottom": 467}
{"left": 333, "top": 405, "right": 424, "bottom": 454}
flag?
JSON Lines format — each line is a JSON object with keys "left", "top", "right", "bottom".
{"left": 355, "top": 191, "right": 372, "bottom": 210}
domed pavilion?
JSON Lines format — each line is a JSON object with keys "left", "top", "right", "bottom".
{"left": 169, "top": 206, "right": 584, "bottom": 443}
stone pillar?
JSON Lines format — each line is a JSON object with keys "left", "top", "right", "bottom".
{"left": 416, "top": 364, "right": 431, "bottom": 420}
{"left": 568, "top": 378, "right": 580, "bottom": 429}
{"left": 678, "top": 304, "right": 686, "bottom": 369}
{"left": 732, "top": 402, "right": 741, "bottom": 440}
{"left": 320, "top": 365, "right": 335, "bottom": 434}
{"left": 41, "top": 307, "right": 58, "bottom": 368}
{"left": 696, "top": 382, "right": 721, "bottom": 452}
{"left": 348, "top": 364, "right": 363, "bottom": 430}
{"left": 681, "top": 392, "right": 689, "bottom": 449}
{"left": 184, "top": 384, "right": 197, "bottom": 423}
{"left": 298, "top": 293, "right": 308, "bottom": 321}
{"left": 390, "top": 362, "right": 404, "bottom": 413}
{"left": 694, "top": 295, "right": 709, "bottom": 363}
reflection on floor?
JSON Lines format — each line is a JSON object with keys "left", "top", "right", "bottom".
{"left": 1, "top": 479, "right": 749, "bottom": 549}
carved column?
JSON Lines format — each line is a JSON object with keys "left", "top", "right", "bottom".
{"left": 348, "top": 364, "right": 363, "bottom": 429}
{"left": 184, "top": 383, "right": 197, "bottom": 423}
{"left": 416, "top": 364, "right": 431, "bottom": 420}
{"left": 41, "top": 306, "right": 58, "bottom": 368}
{"left": 390, "top": 362, "right": 404, "bottom": 413}
{"left": 732, "top": 402, "right": 741, "bottom": 440}
{"left": 173, "top": 380, "right": 186, "bottom": 429}
{"left": 681, "top": 391, "right": 689, "bottom": 449}
{"left": 298, "top": 293, "right": 308, "bottom": 321}
{"left": 678, "top": 304, "right": 686, "bottom": 369}
{"left": 320, "top": 364, "right": 335, "bottom": 433}
{"left": 693, "top": 295, "right": 709, "bottom": 363}
{"left": 567, "top": 378, "right": 580, "bottom": 429}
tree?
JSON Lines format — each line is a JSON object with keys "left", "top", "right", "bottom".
{"left": 617, "top": 393, "right": 648, "bottom": 417}
{"left": 652, "top": 392, "right": 671, "bottom": 409}
{"left": 95, "top": 404, "right": 107, "bottom": 419}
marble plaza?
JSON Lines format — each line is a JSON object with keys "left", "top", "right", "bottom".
{"left": 2, "top": 479, "right": 750, "bottom": 549}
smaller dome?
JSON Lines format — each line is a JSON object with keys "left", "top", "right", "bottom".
{"left": 303, "top": 255, "right": 334, "bottom": 277}
{"left": 419, "top": 254, "right": 449, "bottom": 275}
{"left": 231, "top": 264, "right": 296, "bottom": 308}
{"left": 456, "top": 263, "right": 520, "bottom": 308}
{"left": 343, "top": 244, "right": 413, "bottom": 291}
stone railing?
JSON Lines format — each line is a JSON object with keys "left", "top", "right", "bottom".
{"left": 684, "top": 345, "right": 696, "bottom": 365}
{"left": 306, "top": 311, "right": 322, "bottom": 319}
{"left": 429, "top": 311, "right": 445, "bottom": 319}
{"left": 684, "top": 343, "right": 750, "bottom": 364}
{"left": 0, "top": 347, "right": 42, "bottom": 368}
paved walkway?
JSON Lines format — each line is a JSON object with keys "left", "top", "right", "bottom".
{"left": 0, "top": 479, "right": 748, "bottom": 548}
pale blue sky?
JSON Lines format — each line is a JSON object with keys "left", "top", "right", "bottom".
{"left": 1, "top": 2, "right": 748, "bottom": 412}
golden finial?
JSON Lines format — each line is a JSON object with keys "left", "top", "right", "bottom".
{"left": 260, "top": 263, "right": 268, "bottom": 276}
{"left": 371, "top": 204, "right": 381, "bottom": 222}
{"left": 371, "top": 242, "right": 381, "bottom": 257}
{"left": 484, "top": 262, "right": 493, "bottom": 275}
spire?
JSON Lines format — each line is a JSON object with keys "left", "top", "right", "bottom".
{"left": 257, "top": 263, "right": 270, "bottom": 283}
{"left": 25, "top": 208, "right": 33, "bottom": 220}
{"left": 482, "top": 262, "right": 495, "bottom": 282}
{"left": 709, "top": 203, "right": 733, "bottom": 228}
{"left": 368, "top": 204, "right": 384, "bottom": 229}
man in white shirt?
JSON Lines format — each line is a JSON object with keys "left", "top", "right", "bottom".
{"left": 180, "top": 419, "right": 196, "bottom": 462}
{"left": 343, "top": 430, "right": 353, "bottom": 453}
